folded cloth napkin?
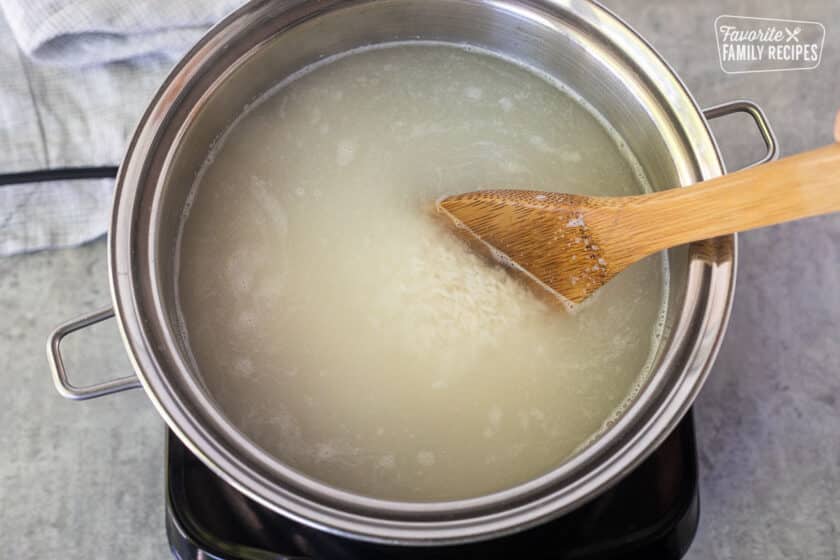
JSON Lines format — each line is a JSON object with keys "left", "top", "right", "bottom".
{"left": 0, "top": 0, "right": 242, "bottom": 255}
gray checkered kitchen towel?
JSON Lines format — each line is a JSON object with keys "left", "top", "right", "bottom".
{"left": 0, "top": 0, "right": 242, "bottom": 255}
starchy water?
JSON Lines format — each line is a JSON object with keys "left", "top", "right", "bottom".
{"left": 176, "top": 43, "right": 668, "bottom": 501}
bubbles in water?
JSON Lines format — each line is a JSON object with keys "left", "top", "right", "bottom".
{"left": 488, "top": 406, "right": 503, "bottom": 426}
{"left": 236, "top": 310, "right": 257, "bottom": 330}
{"left": 233, "top": 357, "right": 254, "bottom": 378}
{"left": 417, "top": 451, "right": 436, "bottom": 466}
{"left": 560, "top": 151, "right": 582, "bottom": 163}
{"left": 464, "top": 86, "right": 483, "bottom": 100}
{"left": 309, "top": 107, "right": 321, "bottom": 124}
{"left": 336, "top": 139, "right": 357, "bottom": 166}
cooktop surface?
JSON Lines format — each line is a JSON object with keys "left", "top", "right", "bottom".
{"left": 166, "top": 413, "right": 698, "bottom": 560}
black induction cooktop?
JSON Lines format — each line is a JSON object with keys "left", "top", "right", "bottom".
{"left": 166, "top": 412, "right": 698, "bottom": 560}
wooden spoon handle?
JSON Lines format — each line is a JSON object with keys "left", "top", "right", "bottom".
{"left": 617, "top": 143, "right": 840, "bottom": 255}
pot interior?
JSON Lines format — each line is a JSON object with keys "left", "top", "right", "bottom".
{"left": 123, "top": 0, "right": 730, "bottom": 542}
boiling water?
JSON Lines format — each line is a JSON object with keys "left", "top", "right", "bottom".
{"left": 177, "top": 44, "right": 668, "bottom": 501}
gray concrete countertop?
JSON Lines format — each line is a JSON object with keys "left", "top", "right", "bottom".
{"left": 2, "top": 1, "right": 838, "bottom": 558}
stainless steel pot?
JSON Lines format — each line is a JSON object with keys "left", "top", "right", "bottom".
{"left": 47, "top": 0, "right": 777, "bottom": 545}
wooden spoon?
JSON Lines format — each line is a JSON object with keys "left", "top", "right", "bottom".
{"left": 437, "top": 143, "right": 840, "bottom": 307}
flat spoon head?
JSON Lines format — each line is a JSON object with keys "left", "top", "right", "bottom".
{"left": 437, "top": 190, "right": 621, "bottom": 307}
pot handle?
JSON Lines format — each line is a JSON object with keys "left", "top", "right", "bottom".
{"left": 703, "top": 99, "right": 779, "bottom": 168}
{"left": 47, "top": 306, "right": 142, "bottom": 400}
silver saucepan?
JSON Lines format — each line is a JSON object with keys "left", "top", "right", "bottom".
{"left": 47, "top": 0, "right": 777, "bottom": 545}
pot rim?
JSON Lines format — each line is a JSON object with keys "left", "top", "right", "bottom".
{"left": 108, "top": 0, "right": 734, "bottom": 545}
